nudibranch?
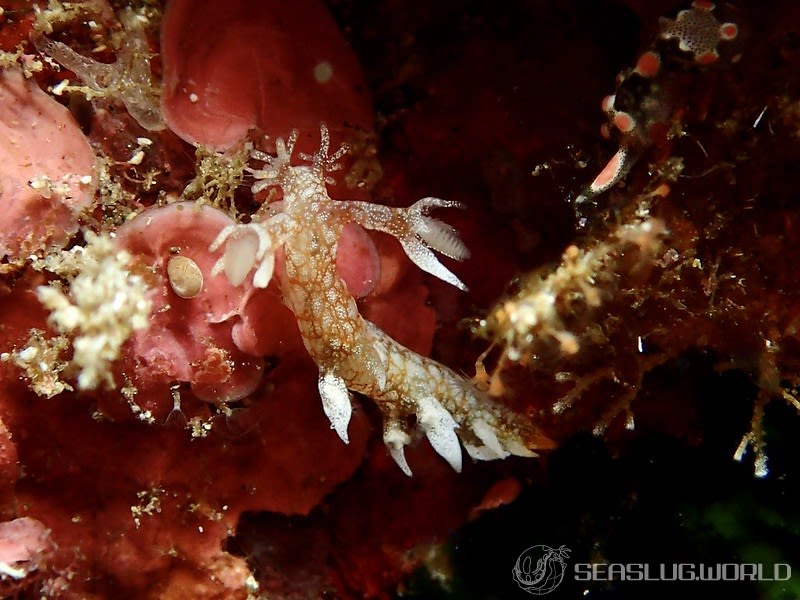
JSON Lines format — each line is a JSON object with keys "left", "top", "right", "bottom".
{"left": 210, "top": 126, "right": 546, "bottom": 475}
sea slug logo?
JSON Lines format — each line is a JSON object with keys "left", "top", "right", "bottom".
{"left": 512, "top": 544, "right": 571, "bottom": 595}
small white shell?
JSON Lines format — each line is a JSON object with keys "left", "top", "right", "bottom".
{"left": 167, "top": 255, "right": 203, "bottom": 299}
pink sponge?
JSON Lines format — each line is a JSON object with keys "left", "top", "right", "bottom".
{"left": 113, "top": 203, "right": 267, "bottom": 410}
{"left": 0, "top": 69, "right": 96, "bottom": 260}
{"left": 161, "top": 0, "right": 373, "bottom": 151}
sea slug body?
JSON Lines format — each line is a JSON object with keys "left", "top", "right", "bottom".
{"left": 210, "top": 126, "right": 544, "bottom": 474}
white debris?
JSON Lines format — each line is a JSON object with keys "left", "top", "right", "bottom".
{"left": 35, "top": 232, "right": 152, "bottom": 390}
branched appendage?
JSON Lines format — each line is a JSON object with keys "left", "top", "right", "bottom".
{"left": 248, "top": 130, "right": 299, "bottom": 194}
{"left": 734, "top": 393, "right": 769, "bottom": 479}
{"left": 300, "top": 122, "right": 350, "bottom": 177}
{"left": 208, "top": 216, "right": 289, "bottom": 289}
{"left": 733, "top": 336, "right": 800, "bottom": 478}
{"left": 33, "top": 6, "right": 165, "bottom": 131}
{"left": 210, "top": 125, "right": 548, "bottom": 474}
{"left": 337, "top": 196, "right": 472, "bottom": 291}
